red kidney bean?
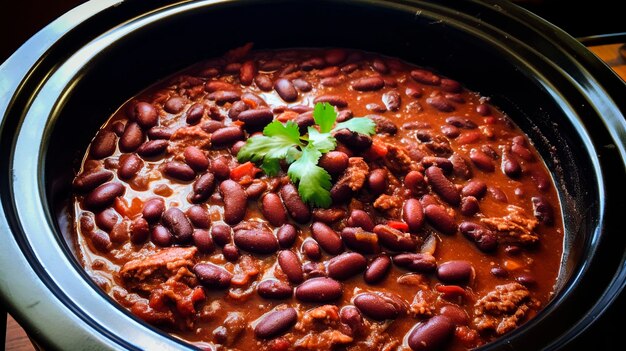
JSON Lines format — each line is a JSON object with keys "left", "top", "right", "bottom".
{"left": 318, "top": 151, "right": 349, "bottom": 175}
{"left": 312, "top": 208, "right": 346, "bottom": 224}
{"left": 516, "top": 273, "right": 537, "bottom": 287}
{"left": 460, "top": 196, "right": 480, "bottom": 216}
{"left": 383, "top": 90, "right": 401, "bottom": 111}
{"left": 110, "top": 121, "right": 125, "bottom": 136}
{"left": 90, "top": 230, "right": 112, "bottom": 252}
{"left": 333, "top": 128, "right": 373, "bottom": 151}
{"left": 311, "top": 222, "right": 344, "bottom": 255}
{"left": 313, "top": 95, "right": 348, "bottom": 108}
{"left": 295, "top": 277, "right": 342, "bottom": 302}
{"left": 119, "top": 122, "right": 145, "bottom": 152}
{"left": 488, "top": 186, "right": 508, "bottom": 202}
{"left": 459, "top": 221, "right": 497, "bottom": 252}
{"left": 73, "top": 169, "right": 113, "bottom": 193}
{"left": 245, "top": 180, "right": 267, "bottom": 199}
{"left": 211, "top": 126, "right": 244, "bottom": 147}
{"left": 410, "top": 69, "right": 441, "bottom": 85}
{"left": 292, "top": 78, "right": 312, "bottom": 92}
{"left": 426, "top": 95, "right": 455, "bottom": 112}
{"left": 321, "top": 76, "right": 344, "bottom": 87}
{"left": 163, "top": 161, "right": 196, "bottom": 181}
{"left": 441, "top": 124, "right": 460, "bottom": 138}
{"left": 449, "top": 154, "right": 472, "bottom": 179}
{"left": 237, "top": 108, "right": 274, "bottom": 131}
{"left": 95, "top": 208, "right": 119, "bottom": 232}
{"left": 437, "top": 260, "right": 474, "bottom": 285}
{"left": 403, "top": 198, "right": 425, "bottom": 232}
{"left": 205, "top": 80, "right": 236, "bottom": 92}
{"left": 164, "top": 96, "right": 185, "bottom": 114}
{"left": 347, "top": 209, "right": 375, "bottom": 231}
{"left": 469, "top": 148, "right": 495, "bottom": 172}
{"left": 368, "top": 114, "right": 398, "bottom": 135}
{"left": 404, "top": 171, "right": 427, "bottom": 197}
{"left": 302, "top": 239, "right": 322, "bottom": 261}
{"left": 425, "top": 166, "right": 460, "bottom": 206}
{"left": 351, "top": 76, "right": 384, "bottom": 91}
{"left": 211, "top": 223, "right": 232, "bottom": 246}
{"left": 222, "top": 243, "right": 240, "bottom": 262}
{"left": 147, "top": 126, "right": 174, "bottom": 140}
{"left": 340, "top": 306, "right": 365, "bottom": 337}
{"left": 257, "top": 280, "right": 293, "bottom": 300}
{"left": 274, "top": 78, "right": 298, "bottom": 102}
{"left": 328, "top": 252, "right": 367, "bottom": 280}
{"left": 261, "top": 193, "right": 287, "bottom": 227}
{"left": 421, "top": 157, "right": 453, "bottom": 173}
{"left": 210, "top": 156, "right": 231, "bottom": 179}
{"left": 532, "top": 196, "right": 554, "bottom": 225}
{"left": 208, "top": 91, "right": 241, "bottom": 105}
{"left": 316, "top": 66, "right": 340, "bottom": 78}
{"left": 130, "top": 217, "right": 149, "bottom": 244}
{"left": 280, "top": 184, "right": 310, "bottom": 223}
{"left": 529, "top": 169, "right": 550, "bottom": 192}
{"left": 142, "top": 198, "right": 165, "bottom": 222}
{"left": 162, "top": 207, "right": 193, "bottom": 244}
{"left": 133, "top": 102, "right": 159, "bottom": 128}
{"left": 302, "top": 262, "right": 327, "bottom": 279}
{"left": 254, "top": 308, "right": 297, "bottom": 339}
{"left": 440, "top": 305, "right": 468, "bottom": 325}
{"left": 366, "top": 103, "right": 386, "bottom": 113}
{"left": 440, "top": 78, "right": 462, "bottom": 93}
{"left": 372, "top": 58, "right": 388, "bottom": 74}
{"left": 364, "top": 255, "right": 392, "bottom": 284}
{"left": 491, "top": 266, "right": 509, "bottom": 278}
{"left": 393, "top": 253, "right": 437, "bottom": 273}
{"left": 420, "top": 194, "right": 440, "bottom": 208}
{"left": 336, "top": 109, "right": 353, "bottom": 122}
{"left": 445, "top": 93, "right": 465, "bottom": 103}
{"left": 301, "top": 57, "right": 325, "bottom": 70}
{"left": 407, "top": 315, "right": 455, "bottom": 351}
{"left": 136, "top": 139, "right": 168, "bottom": 157}
{"left": 341, "top": 227, "right": 380, "bottom": 254}
{"left": 193, "top": 229, "right": 215, "bottom": 253}
{"left": 445, "top": 116, "right": 477, "bottom": 129}
{"left": 189, "top": 172, "right": 216, "bottom": 203}
{"left": 373, "top": 225, "right": 418, "bottom": 252}
{"left": 341, "top": 63, "right": 359, "bottom": 74}
{"left": 502, "top": 151, "right": 522, "bottom": 178}
{"left": 185, "top": 102, "right": 205, "bottom": 125}
{"left": 183, "top": 146, "right": 209, "bottom": 171}
{"left": 84, "top": 182, "right": 125, "bottom": 210}
{"left": 219, "top": 180, "right": 247, "bottom": 224}
{"left": 186, "top": 205, "right": 211, "bottom": 228}
{"left": 239, "top": 60, "right": 255, "bottom": 85}
{"left": 462, "top": 180, "right": 487, "bottom": 199}
{"left": 202, "top": 121, "right": 225, "bottom": 134}
{"left": 368, "top": 168, "right": 388, "bottom": 195}
{"left": 325, "top": 49, "right": 347, "bottom": 65}
{"left": 511, "top": 143, "right": 534, "bottom": 161}
{"left": 277, "top": 224, "right": 297, "bottom": 248}
{"left": 90, "top": 130, "right": 117, "bottom": 159}
{"left": 278, "top": 250, "right": 304, "bottom": 284}
{"left": 117, "top": 153, "right": 143, "bottom": 179}
{"left": 194, "top": 263, "right": 232, "bottom": 289}
{"left": 231, "top": 140, "right": 246, "bottom": 156}
{"left": 234, "top": 228, "right": 278, "bottom": 254}
{"left": 293, "top": 111, "right": 314, "bottom": 133}
{"left": 353, "top": 293, "right": 400, "bottom": 321}
{"left": 151, "top": 224, "right": 173, "bottom": 247}
{"left": 424, "top": 204, "right": 457, "bottom": 235}
{"left": 80, "top": 213, "right": 95, "bottom": 233}
{"left": 255, "top": 74, "right": 274, "bottom": 91}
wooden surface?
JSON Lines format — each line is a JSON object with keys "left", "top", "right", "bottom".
{"left": 3, "top": 36, "right": 625, "bottom": 351}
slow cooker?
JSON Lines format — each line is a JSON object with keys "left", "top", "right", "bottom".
{"left": 1, "top": 0, "right": 625, "bottom": 350}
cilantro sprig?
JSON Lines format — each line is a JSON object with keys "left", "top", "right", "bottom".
{"left": 237, "top": 102, "right": 375, "bottom": 207}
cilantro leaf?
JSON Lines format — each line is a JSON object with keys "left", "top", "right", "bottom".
{"left": 333, "top": 117, "right": 376, "bottom": 136}
{"left": 287, "top": 145, "right": 332, "bottom": 208}
{"left": 313, "top": 102, "right": 337, "bottom": 133}
{"left": 263, "top": 120, "right": 301, "bottom": 142}
{"left": 307, "top": 127, "right": 336, "bottom": 153}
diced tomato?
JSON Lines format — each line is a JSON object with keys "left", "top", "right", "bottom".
{"left": 386, "top": 220, "right": 409, "bottom": 232}
{"left": 232, "top": 120, "right": 245, "bottom": 127}
{"left": 436, "top": 284, "right": 466, "bottom": 299}
{"left": 364, "top": 141, "right": 388, "bottom": 160}
{"left": 191, "top": 287, "right": 206, "bottom": 304}
{"left": 277, "top": 110, "right": 299, "bottom": 122}
{"left": 230, "top": 161, "right": 261, "bottom": 181}
{"left": 113, "top": 197, "right": 129, "bottom": 217}
{"left": 241, "top": 97, "right": 258, "bottom": 109}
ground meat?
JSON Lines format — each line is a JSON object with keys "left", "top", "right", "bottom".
{"left": 473, "top": 282, "right": 539, "bottom": 335}
{"left": 373, "top": 194, "right": 403, "bottom": 218}
{"left": 336, "top": 157, "right": 369, "bottom": 192}
{"left": 481, "top": 205, "right": 539, "bottom": 245}
{"left": 409, "top": 289, "right": 437, "bottom": 317}
{"left": 169, "top": 125, "right": 212, "bottom": 153}
{"left": 295, "top": 306, "right": 352, "bottom": 350}
{"left": 383, "top": 143, "right": 413, "bottom": 174}
{"left": 294, "top": 330, "right": 354, "bottom": 350}
{"left": 119, "top": 247, "right": 197, "bottom": 291}
{"left": 298, "top": 305, "right": 340, "bottom": 329}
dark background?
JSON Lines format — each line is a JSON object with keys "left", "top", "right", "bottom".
{"left": 1, "top": 0, "right": 623, "bottom": 350}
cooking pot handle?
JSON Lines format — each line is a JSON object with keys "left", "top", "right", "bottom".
{"left": 577, "top": 32, "right": 626, "bottom": 47}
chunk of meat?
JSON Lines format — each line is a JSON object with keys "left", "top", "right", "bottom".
{"left": 336, "top": 157, "right": 369, "bottom": 192}
{"left": 473, "top": 282, "right": 539, "bottom": 335}
{"left": 409, "top": 289, "right": 437, "bottom": 317}
{"left": 480, "top": 205, "right": 539, "bottom": 245}
{"left": 299, "top": 305, "right": 340, "bottom": 329}
{"left": 169, "top": 125, "right": 212, "bottom": 153}
{"left": 294, "top": 330, "right": 353, "bottom": 350}
{"left": 373, "top": 194, "right": 403, "bottom": 219}
{"left": 119, "top": 247, "right": 197, "bottom": 291}
{"left": 383, "top": 143, "right": 413, "bottom": 174}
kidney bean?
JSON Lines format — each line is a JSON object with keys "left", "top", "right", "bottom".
{"left": 347, "top": 210, "right": 375, "bottom": 231}
{"left": 73, "top": 169, "right": 113, "bottom": 193}
{"left": 277, "top": 250, "right": 304, "bottom": 284}
{"left": 333, "top": 128, "right": 373, "bottom": 151}
{"left": 219, "top": 180, "right": 247, "bottom": 224}
{"left": 529, "top": 170, "right": 550, "bottom": 192}
{"left": 186, "top": 205, "right": 211, "bottom": 229}
{"left": 449, "top": 154, "right": 472, "bottom": 179}
{"left": 421, "top": 157, "right": 453, "bottom": 173}
{"left": 446, "top": 93, "right": 464, "bottom": 104}
{"left": 251, "top": 74, "right": 273, "bottom": 92}
{"left": 425, "top": 166, "right": 460, "bottom": 206}
{"left": 373, "top": 225, "right": 418, "bottom": 252}
{"left": 119, "top": 122, "right": 145, "bottom": 152}
{"left": 532, "top": 196, "right": 554, "bottom": 225}
{"left": 80, "top": 213, "right": 96, "bottom": 233}
{"left": 365, "top": 168, "right": 387, "bottom": 195}
{"left": 222, "top": 244, "right": 240, "bottom": 262}
{"left": 313, "top": 95, "right": 348, "bottom": 108}
{"left": 90, "top": 230, "right": 112, "bottom": 252}
{"left": 393, "top": 253, "right": 437, "bottom": 273}
{"left": 276, "top": 224, "right": 297, "bottom": 248}
{"left": 351, "top": 76, "right": 384, "bottom": 91}
{"left": 340, "top": 63, "right": 358, "bottom": 74}
{"left": 445, "top": 116, "right": 477, "bottom": 129}
{"left": 366, "top": 103, "right": 386, "bottom": 113}
{"left": 254, "top": 308, "right": 297, "bottom": 339}
{"left": 261, "top": 193, "right": 287, "bottom": 227}
{"left": 512, "top": 143, "right": 534, "bottom": 161}
{"left": 402, "top": 198, "right": 425, "bottom": 232}
{"left": 362, "top": 255, "right": 391, "bottom": 284}
{"left": 404, "top": 171, "right": 426, "bottom": 197}
{"left": 354, "top": 293, "right": 400, "bottom": 321}
{"left": 205, "top": 80, "right": 237, "bottom": 92}
{"left": 237, "top": 108, "right": 274, "bottom": 131}
{"left": 460, "top": 196, "right": 480, "bottom": 216}
{"left": 110, "top": 121, "right": 126, "bottom": 136}
{"left": 84, "top": 182, "right": 125, "bottom": 210}
{"left": 311, "top": 222, "right": 344, "bottom": 255}
{"left": 194, "top": 263, "right": 232, "bottom": 289}
{"left": 318, "top": 151, "right": 349, "bottom": 175}
{"left": 321, "top": 76, "right": 344, "bottom": 87}
{"left": 273, "top": 78, "right": 298, "bottom": 102}
{"left": 459, "top": 221, "right": 497, "bottom": 252}
{"left": 257, "top": 280, "right": 293, "bottom": 300}
{"left": 407, "top": 315, "right": 455, "bottom": 351}
{"left": 301, "top": 57, "right": 325, "bottom": 70}
{"left": 328, "top": 252, "right": 367, "bottom": 280}
{"left": 462, "top": 180, "right": 487, "bottom": 199}
{"left": 164, "top": 96, "right": 185, "bottom": 114}
{"left": 439, "top": 305, "right": 469, "bottom": 325}
{"left": 280, "top": 184, "right": 310, "bottom": 223}
{"left": 440, "top": 78, "right": 462, "bottom": 93}
{"left": 372, "top": 58, "right": 388, "bottom": 74}
{"left": 151, "top": 224, "right": 173, "bottom": 247}
{"left": 192, "top": 229, "right": 215, "bottom": 253}
{"left": 424, "top": 205, "right": 457, "bottom": 235}
{"left": 132, "top": 102, "right": 159, "bottom": 128}
{"left": 129, "top": 217, "right": 149, "bottom": 244}
{"left": 188, "top": 172, "right": 216, "bottom": 204}
{"left": 516, "top": 273, "right": 537, "bottom": 287}
{"left": 488, "top": 186, "right": 508, "bottom": 202}
{"left": 147, "top": 126, "right": 173, "bottom": 140}
{"left": 295, "top": 277, "right": 342, "bottom": 302}
{"left": 243, "top": 180, "right": 265, "bottom": 199}
{"left": 234, "top": 228, "right": 278, "bottom": 254}
{"left": 324, "top": 48, "right": 347, "bottom": 65}
{"left": 226, "top": 101, "right": 247, "bottom": 121}
{"left": 437, "top": 261, "right": 474, "bottom": 285}
{"left": 340, "top": 306, "right": 365, "bottom": 337}
{"left": 490, "top": 266, "right": 508, "bottom": 278}
{"left": 184, "top": 102, "right": 205, "bottom": 125}
{"left": 181, "top": 146, "right": 208, "bottom": 172}
{"left": 383, "top": 90, "right": 401, "bottom": 111}
{"left": 410, "top": 69, "right": 441, "bottom": 85}
{"left": 210, "top": 127, "right": 244, "bottom": 147}
{"left": 469, "top": 148, "right": 495, "bottom": 172}
{"left": 316, "top": 66, "right": 340, "bottom": 78}
{"left": 259, "top": 59, "right": 282, "bottom": 71}
{"left": 441, "top": 124, "right": 460, "bottom": 138}
{"left": 291, "top": 78, "right": 311, "bottom": 92}
{"left": 426, "top": 95, "right": 455, "bottom": 112}
{"left": 141, "top": 198, "right": 164, "bottom": 223}
{"left": 162, "top": 207, "right": 193, "bottom": 243}
{"left": 163, "top": 161, "right": 196, "bottom": 181}
{"left": 210, "top": 157, "right": 231, "bottom": 180}
{"left": 238, "top": 60, "right": 256, "bottom": 85}
{"left": 310, "top": 208, "right": 345, "bottom": 225}
{"left": 117, "top": 153, "right": 143, "bottom": 179}
{"left": 501, "top": 152, "right": 522, "bottom": 178}
{"left": 340, "top": 227, "right": 379, "bottom": 254}
{"left": 95, "top": 208, "right": 119, "bottom": 232}
{"left": 368, "top": 114, "right": 398, "bottom": 135}
{"left": 90, "top": 130, "right": 117, "bottom": 159}
{"left": 209, "top": 91, "right": 241, "bottom": 105}
{"left": 211, "top": 223, "right": 232, "bottom": 246}
{"left": 136, "top": 139, "right": 168, "bottom": 157}
{"left": 302, "top": 239, "right": 322, "bottom": 261}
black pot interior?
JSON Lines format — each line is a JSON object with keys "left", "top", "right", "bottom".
{"left": 41, "top": 0, "right": 615, "bottom": 349}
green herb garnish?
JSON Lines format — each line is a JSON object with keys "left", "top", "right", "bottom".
{"left": 237, "top": 102, "right": 375, "bottom": 207}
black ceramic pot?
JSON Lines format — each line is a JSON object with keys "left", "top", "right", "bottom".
{"left": 1, "top": 0, "right": 625, "bottom": 350}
